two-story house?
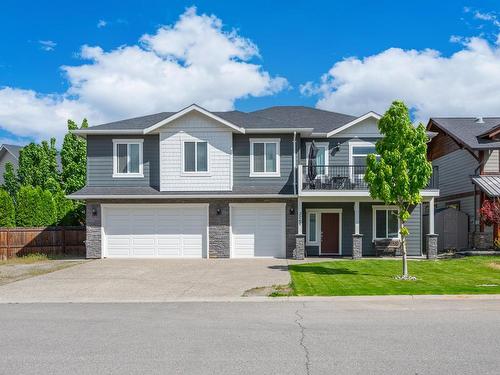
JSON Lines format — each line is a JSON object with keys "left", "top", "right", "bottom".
{"left": 0, "top": 144, "right": 22, "bottom": 185}
{"left": 427, "top": 117, "right": 500, "bottom": 247}
{"left": 70, "top": 104, "right": 439, "bottom": 259}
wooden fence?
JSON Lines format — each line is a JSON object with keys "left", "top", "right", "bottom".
{"left": 0, "top": 227, "right": 86, "bottom": 260}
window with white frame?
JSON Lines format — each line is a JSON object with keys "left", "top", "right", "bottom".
{"left": 250, "top": 138, "right": 280, "bottom": 177}
{"left": 307, "top": 212, "right": 318, "bottom": 244}
{"left": 183, "top": 141, "right": 208, "bottom": 173}
{"left": 306, "top": 142, "right": 329, "bottom": 176}
{"left": 373, "top": 206, "right": 400, "bottom": 240}
{"left": 113, "top": 139, "right": 143, "bottom": 177}
{"left": 349, "top": 141, "right": 377, "bottom": 181}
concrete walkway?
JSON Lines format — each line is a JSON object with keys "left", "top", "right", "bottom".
{"left": 0, "top": 258, "right": 292, "bottom": 303}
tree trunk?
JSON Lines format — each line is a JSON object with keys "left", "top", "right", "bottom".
{"left": 401, "top": 223, "right": 408, "bottom": 277}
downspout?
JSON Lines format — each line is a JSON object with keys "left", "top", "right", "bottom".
{"left": 293, "top": 131, "right": 297, "bottom": 195}
{"left": 473, "top": 151, "right": 487, "bottom": 233}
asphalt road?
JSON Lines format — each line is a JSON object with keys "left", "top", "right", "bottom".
{"left": 0, "top": 299, "right": 499, "bottom": 375}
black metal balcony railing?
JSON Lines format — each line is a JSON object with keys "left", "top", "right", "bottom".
{"left": 299, "top": 165, "right": 439, "bottom": 191}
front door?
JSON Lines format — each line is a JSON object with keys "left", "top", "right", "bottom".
{"left": 321, "top": 213, "right": 339, "bottom": 254}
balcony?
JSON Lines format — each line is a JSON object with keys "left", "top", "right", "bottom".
{"left": 298, "top": 165, "right": 439, "bottom": 193}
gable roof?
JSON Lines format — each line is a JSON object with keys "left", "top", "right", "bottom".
{"left": 326, "top": 111, "right": 381, "bottom": 137}
{"left": 428, "top": 117, "right": 500, "bottom": 150}
{"left": 74, "top": 104, "right": 364, "bottom": 136}
{"left": 0, "top": 144, "right": 22, "bottom": 160}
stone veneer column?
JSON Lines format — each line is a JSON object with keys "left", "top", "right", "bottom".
{"left": 294, "top": 234, "right": 305, "bottom": 260}
{"left": 209, "top": 201, "right": 230, "bottom": 258}
{"left": 426, "top": 234, "right": 438, "bottom": 259}
{"left": 352, "top": 234, "right": 363, "bottom": 259}
{"left": 86, "top": 202, "right": 102, "bottom": 259}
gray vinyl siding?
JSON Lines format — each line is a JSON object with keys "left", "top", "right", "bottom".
{"left": 87, "top": 135, "right": 160, "bottom": 188}
{"left": 303, "top": 202, "right": 422, "bottom": 257}
{"left": 233, "top": 134, "right": 295, "bottom": 194}
{"left": 484, "top": 150, "right": 499, "bottom": 173}
{"left": 300, "top": 137, "right": 380, "bottom": 165}
{"left": 432, "top": 149, "right": 477, "bottom": 197}
{"left": 0, "top": 152, "right": 18, "bottom": 185}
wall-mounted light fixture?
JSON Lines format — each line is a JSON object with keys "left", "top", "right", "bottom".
{"left": 92, "top": 208, "right": 97, "bottom": 216}
{"left": 289, "top": 207, "right": 295, "bottom": 215}
{"left": 333, "top": 142, "right": 341, "bottom": 152}
{"left": 216, "top": 208, "right": 222, "bottom": 215}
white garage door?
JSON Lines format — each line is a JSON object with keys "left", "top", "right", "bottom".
{"left": 231, "top": 204, "right": 285, "bottom": 258}
{"left": 103, "top": 205, "right": 207, "bottom": 258}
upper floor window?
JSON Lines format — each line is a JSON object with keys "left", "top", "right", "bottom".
{"left": 349, "top": 141, "right": 377, "bottom": 181}
{"left": 250, "top": 138, "right": 280, "bottom": 177}
{"left": 183, "top": 141, "right": 208, "bottom": 173}
{"left": 372, "top": 206, "right": 400, "bottom": 240}
{"left": 113, "top": 139, "right": 143, "bottom": 178}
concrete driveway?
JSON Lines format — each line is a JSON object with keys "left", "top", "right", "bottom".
{"left": 0, "top": 259, "right": 291, "bottom": 303}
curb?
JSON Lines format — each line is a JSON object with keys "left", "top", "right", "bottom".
{"left": 1, "top": 294, "right": 500, "bottom": 304}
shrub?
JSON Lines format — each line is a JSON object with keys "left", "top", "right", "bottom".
{"left": 0, "top": 188, "right": 15, "bottom": 227}
{"left": 16, "top": 186, "right": 57, "bottom": 227}
{"left": 54, "top": 188, "right": 75, "bottom": 225}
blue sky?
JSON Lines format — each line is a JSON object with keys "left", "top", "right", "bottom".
{"left": 1, "top": 0, "right": 500, "bottom": 144}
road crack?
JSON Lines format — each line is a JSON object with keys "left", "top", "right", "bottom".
{"left": 295, "top": 303, "right": 311, "bottom": 375}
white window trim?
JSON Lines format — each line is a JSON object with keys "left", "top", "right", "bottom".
{"left": 348, "top": 141, "right": 376, "bottom": 180}
{"left": 305, "top": 208, "right": 343, "bottom": 255}
{"left": 112, "top": 139, "right": 144, "bottom": 178}
{"left": 181, "top": 140, "right": 210, "bottom": 176}
{"left": 372, "top": 205, "right": 401, "bottom": 241}
{"left": 249, "top": 138, "right": 280, "bottom": 177}
{"left": 305, "top": 142, "right": 329, "bottom": 176}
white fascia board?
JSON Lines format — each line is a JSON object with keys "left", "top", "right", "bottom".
{"left": 245, "top": 128, "right": 314, "bottom": 134}
{"left": 67, "top": 193, "right": 297, "bottom": 200}
{"left": 326, "top": 111, "right": 382, "bottom": 138}
{"left": 0, "top": 145, "right": 17, "bottom": 160}
{"left": 143, "top": 104, "right": 245, "bottom": 134}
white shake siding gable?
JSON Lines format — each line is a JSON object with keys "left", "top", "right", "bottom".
{"left": 159, "top": 112, "right": 232, "bottom": 191}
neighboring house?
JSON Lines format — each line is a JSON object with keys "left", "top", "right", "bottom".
{"left": 70, "top": 104, "right": 439, "bottom": 259}
{"left": 427, "top": 117, "right": 500, "bottom": 245}
{"left": 0, "top": 144, "right": 22, "bottom": 185}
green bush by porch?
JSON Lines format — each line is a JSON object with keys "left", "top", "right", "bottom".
{"left": 288, "top": 257, "right": 500, "bottom": 296}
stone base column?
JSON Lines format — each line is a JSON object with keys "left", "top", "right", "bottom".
{"left": 294, "top": 234, "right": 306, "bottom": 260}
{"left": 86, "top": 203, "right": 102, "bottom": 259}
{"left": 426, "top": 234, "right": 438, "bottom": 259}
{"left": 352, "top": 234, "right": 363, "bottom": 259}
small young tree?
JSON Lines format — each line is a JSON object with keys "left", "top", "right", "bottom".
{"left": 2, "top": 162, "right": 19, "bottom": 198}
{"left": 365, "top": 101, "right": 433, "bottom": 278}
{"left": 0, "top": 188, "right": 15, "bottom": 227}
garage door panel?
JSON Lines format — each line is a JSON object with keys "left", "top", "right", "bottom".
{"left": 231, "top": 205, "right": 284, "bottom": 258}
{"left": 104, "top": 205, "right": 207, "bottom": 258}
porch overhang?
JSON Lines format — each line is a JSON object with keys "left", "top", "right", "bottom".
{"left": 472, "top": 175, "right": 500, "bottom": 198}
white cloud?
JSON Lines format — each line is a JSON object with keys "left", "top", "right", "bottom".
{"left": 0, "top": 7, "right": 287, "bottom": 142}
{"left": 39, "top": 40, "right": 56, "bottom": 51}
{"left": 301, "top": 34, "right": 500, "bottom": 123}
{"left": 97, "top": 19, "right": 107, "bottom": 28}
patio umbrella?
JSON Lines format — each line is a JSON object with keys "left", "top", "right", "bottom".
{"left": 307, "top": 141, "right": 318, "bottom": 188}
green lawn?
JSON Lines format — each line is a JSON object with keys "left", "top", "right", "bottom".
{"left": 288, "top": 256, "right": 500, "bottom": 296}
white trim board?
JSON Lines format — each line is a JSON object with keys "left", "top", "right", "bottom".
{"left": 144, "top": 104, "right": 245, "bottom": 134}
{"left": 371, "top": 205, "right": 401, "bottom": 241}
{"left": 305, "top": 208, "right": 343, "bottom": 255}
{"left": 327, "top": 111, "right": 381, "bottom": 137}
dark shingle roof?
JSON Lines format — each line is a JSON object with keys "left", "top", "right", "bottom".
{"left": 250, "top": 106, "right": 357, "bottom": 133}
{"left": 429, "top": 117, "right": 500, "bottom": 149}
{"left": 83, "top": 106, "right": 357, "bottom": 133}
{"left": 87, "top": 112, "right": 176, "bottom": 131}
{"left": 0, "top": 144, "right": 22, "bottom": 159}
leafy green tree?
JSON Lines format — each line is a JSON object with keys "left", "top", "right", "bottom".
{"left": 54, "top": 187, "right": 75, "bottom": 225}
{"left": 39, "top": 189, "right": 57, "bottom": 226}
{"left": 17, "top": 138, "right": 60, "bottom": 192}
{"left": 365, "top": 101, "right": 433, "bottom": 278}
{"left": 15, "top": 186, "right": 40, "bottom": 227}
{"left": 2, "top": 162, "right": 19, "bottom": 198}
{"left": 0, "top": 188, "right": 15, "bottom": 227}
{"left": 61, "top": 119, "right": 87, "bottom": 194}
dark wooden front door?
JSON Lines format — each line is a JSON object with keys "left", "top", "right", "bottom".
{"left": 321, "top": 213, "right": 340, "bottom": 254}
